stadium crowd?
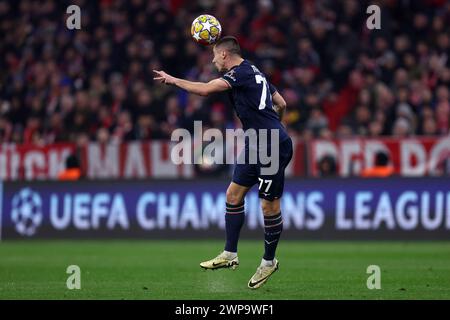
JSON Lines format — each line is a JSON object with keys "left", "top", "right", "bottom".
{"left": 1, "top": 0, "right": 449, "bottom": 147}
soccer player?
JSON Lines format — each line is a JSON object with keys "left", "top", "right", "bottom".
{"left": 153, "top": 36, "right": 293, "bottom": 289}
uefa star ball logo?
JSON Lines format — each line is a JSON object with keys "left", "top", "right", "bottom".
{"left": 11, "top": 188, "right": 43, "bottom": 236}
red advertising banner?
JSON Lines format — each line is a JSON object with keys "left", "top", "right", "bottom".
{"left": 309, "top": 137, "right": 450, "bottom": 177}
{"left": 0, "top": 143, "right": 76, "bottom": 180}
{"left": 78, "top": 141, "right": 195, "bottom": 179}
{"left": 1, "top": 137, "right": 447, "bottom": 180}
{"left": 79, "top": 140, "right": 306, "bottom": 179}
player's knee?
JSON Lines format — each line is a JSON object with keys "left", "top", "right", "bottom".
{"left": 261, "top": 200, "right": 280, "bottom": 216}
{"left": 226, "top": 188, "right": 244, "bottom": 205}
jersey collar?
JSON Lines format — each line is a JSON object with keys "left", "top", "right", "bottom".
{"left": 227, "top": 59, "right": 245, "bottom": 72}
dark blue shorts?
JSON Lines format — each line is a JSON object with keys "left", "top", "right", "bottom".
{"left": 232, "top": 137, "right": 293, "bottom": 201}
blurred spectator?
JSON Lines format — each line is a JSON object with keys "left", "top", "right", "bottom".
{"left": 392, "top": 117, "right": 412, "bottom": 137}
{"left": 306, "top": 107, "right": 328, "bottom": 136}
{"left": 58, "top": 154, "right": 82, "bottom": 181}
{"left": 0, "top": 0, "right": 449, "bottom": 144}
{"left": 360, "top": 151, "right": 394, "bottom": 178}
{"left": 317, "top": 155, "right": 337, "bottom": 177}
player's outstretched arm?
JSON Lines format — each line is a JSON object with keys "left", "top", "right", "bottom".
{"left": 153, "top": 70, "right": 229, "bottom": 96}
{"left": 272, "top": 91, "right": 287, "bottom": 120}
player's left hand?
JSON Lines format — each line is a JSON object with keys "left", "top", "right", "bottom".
{"left": 153, "top": 70, "right": 176, "bottom": 85}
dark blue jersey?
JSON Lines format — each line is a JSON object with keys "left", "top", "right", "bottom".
{"left": 221, "top": 60, "right": 289, "bottom": 144}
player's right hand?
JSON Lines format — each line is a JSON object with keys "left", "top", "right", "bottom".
{"left": 153, "top": 70, "right": 176, "bottom": 85}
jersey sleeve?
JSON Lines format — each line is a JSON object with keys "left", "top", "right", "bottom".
{"left": 269, "top": 82, "right": 278, "bottom": 95}
{"left": 221, "top": 68, "right": 246, "bottom": 88}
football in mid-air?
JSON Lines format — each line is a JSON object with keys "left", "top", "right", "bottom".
{"left": 191, "top": 14, "right": 222, "bottom": 45}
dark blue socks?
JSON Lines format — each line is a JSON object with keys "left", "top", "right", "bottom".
{"left": 224, "top": 204, "right": 283, "bottom": 260}
{"left": 224, "top": 202, "right": 245, "bottom": 253}
{"left": 263, "top": 212, "right": 283, "bottom": 260}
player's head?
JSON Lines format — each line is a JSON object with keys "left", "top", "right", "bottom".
{"left": 212, "top": 36, "right": 242, "bottom": 72}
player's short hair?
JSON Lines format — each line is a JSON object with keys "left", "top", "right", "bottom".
{"left": 214, "top": 36, "right": 241, "bottom": 56}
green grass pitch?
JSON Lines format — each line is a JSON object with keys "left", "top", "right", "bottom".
{"left": 0, "top": 240, "right": 449, "bottom": 299}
